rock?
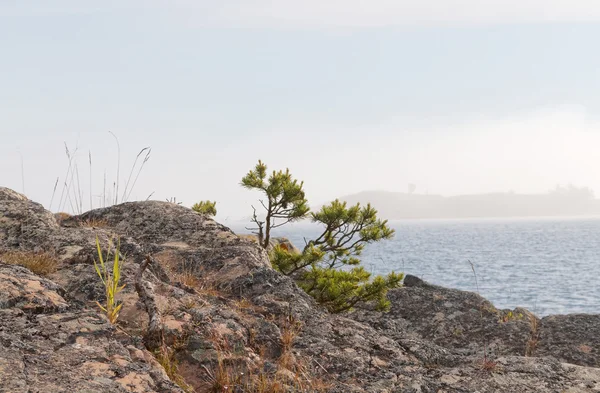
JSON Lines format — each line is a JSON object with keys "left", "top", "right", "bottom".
{"left": 351, "top": 281, "right": 537, "bottom": 364}
{"left": 0, "top": 187, "right": 59, "bottom": 249}
{"left": 0, "top": 263, "right": 184, "bottom": 393}
{"left": 269, "top": 237, "right": 301, "bottom": 254}
{"left": 537, "top": 314, "right": 600, "bottom": 367}
{"left": 1, "top": 186, "right": 600, "bottom": 393}
{"left": 0, "top": 263, "right": 67, "bottom": 312}
{"left": 403, "top": 274, "right": 429, "bottom": 287}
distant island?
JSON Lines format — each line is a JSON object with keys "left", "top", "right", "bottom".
{"left": 339, "top": 185, "right": 600, "bottom": 220}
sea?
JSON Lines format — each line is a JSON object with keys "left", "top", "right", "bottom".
{"left": 231, "top": 216, "right": 600, "bottom": 316}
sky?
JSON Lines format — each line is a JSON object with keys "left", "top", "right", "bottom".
{"left": 1, "top": 1, "right": 600, "bottom": 220}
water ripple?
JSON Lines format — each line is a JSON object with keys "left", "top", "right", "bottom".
{"left": 234, "top": 217, "right": 600, "bottom": 316}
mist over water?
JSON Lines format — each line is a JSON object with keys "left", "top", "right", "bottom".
{"left": 234, "top": 216, "right": 600, "bottom": 316}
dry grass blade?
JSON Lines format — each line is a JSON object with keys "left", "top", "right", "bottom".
{"left": 52, "top": 136, "right": 151, "bottom": 213}
{"left": 279, "top": 314, "right": 303, "bottom": 371}
{"left": 122, "top": 146, "right": 150, "bottom": 202}
{"left": 74, "top": 162, "right": 82, "bottom": 214}
{"left": 0, "top": 250, "right": 59, "bottom": 276}
{"left": 155, "top": 344, "right": 195, "bottom": 393}
{"left": 80, "top": 218, "right": 109, "bottom": 228}
{"left": 526, "top": 314, "right": 540, "bottom": 357}
{"left": 201, "top": 349, "right": 330, "bottom": 393}
{"left": 468, "top": 260, "right": 495, "bottom": 367}
{"left": 18, "top": 150, "right": 25, "bottom": 194}
{"left": 58, "top": 142, "right": 75, "bottom": 212}
{"left": 108, "top": 131, "right": 121, "bottom": 205}
{"left": 49, "top": 177, "right": 59, "bottom": 211}
{"left": 89, "top": 151, "right": 93, "bottom": 210}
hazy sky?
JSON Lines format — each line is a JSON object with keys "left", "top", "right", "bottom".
{"left": 2, "top": 1, "right": 600, "bottom": 220}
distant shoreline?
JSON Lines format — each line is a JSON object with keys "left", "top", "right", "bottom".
{"left": 385, "top": 214, "right": 600, "bottom": 222}
{"left": 338, "top": 187, "right": 600, "bottom": 221}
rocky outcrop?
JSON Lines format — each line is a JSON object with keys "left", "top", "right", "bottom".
{"left": 352, "top": 274, "right": 600, "bottom": 368}
{"left": 351, "top": 275, "right": 537, "bottom": 359}
{"left": 538, "top": 314, "right": 600, "bottom": 368}
{"left": 1, "top": 187, "right": 599, "bottom": 393}
{"left": 0, "top": 263, "right": 185, "bottom": 393}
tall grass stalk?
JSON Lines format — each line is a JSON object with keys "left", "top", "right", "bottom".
{"left": 65, "top": 156, "right": 79, "bottom": 213}
{"left": 469, "top": 260, "right": 492, "bottom": 367}
{"left": 103, "top": 170, "right": 106, "bottom": 208}
{"left": 61, "top": 142, "right": 84, "bottom": 214}
{"left": 89, "top": 151, "right": 93, "bottom": 210}
{"left": 64, "top": 168, "right": 77, "bottom": 214}
{"left": 109, "top": 131, "right": 120, "bottom": 205}
{"left": 74, "top": 162, "right": 83, "bottom": 214}
{"left": 18, "top": 150, "right": 25, "bottom": 194}
{"left": 52, "top": 135, "right": 151, "bottom": 214}
{"left": 123, "top": 147, "right": 151, "bottom": 202}
{"left": 127, "top": 149, "right": 151, "bottom": 201}
{"left": 57, "top": 143, "right": 75, "bottom": 212}
{"left": 49, "top": 177, "right": 59, "bottom": 211}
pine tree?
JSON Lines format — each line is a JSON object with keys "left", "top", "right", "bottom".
{"left": 242, "top": 161, "right": 402, "bottom": 313}
{"left": 270, "top": 200, "right": 403, "bottom": 313}
{"left": 241, "top": 160, "right": 309, "bottom": 249}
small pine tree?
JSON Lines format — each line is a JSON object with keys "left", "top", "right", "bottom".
{"left": 192, "top": 200, "right": 217, "bottom": 216}
{"left": 241, "top": 160, "right": 309, "bottom": 249}
{"left": 270, "top": 200, "right": 403, "bottom": 313}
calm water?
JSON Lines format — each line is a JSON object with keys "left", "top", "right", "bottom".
{"left": 232, "top": 217, "right": 600, "bottom": 316}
